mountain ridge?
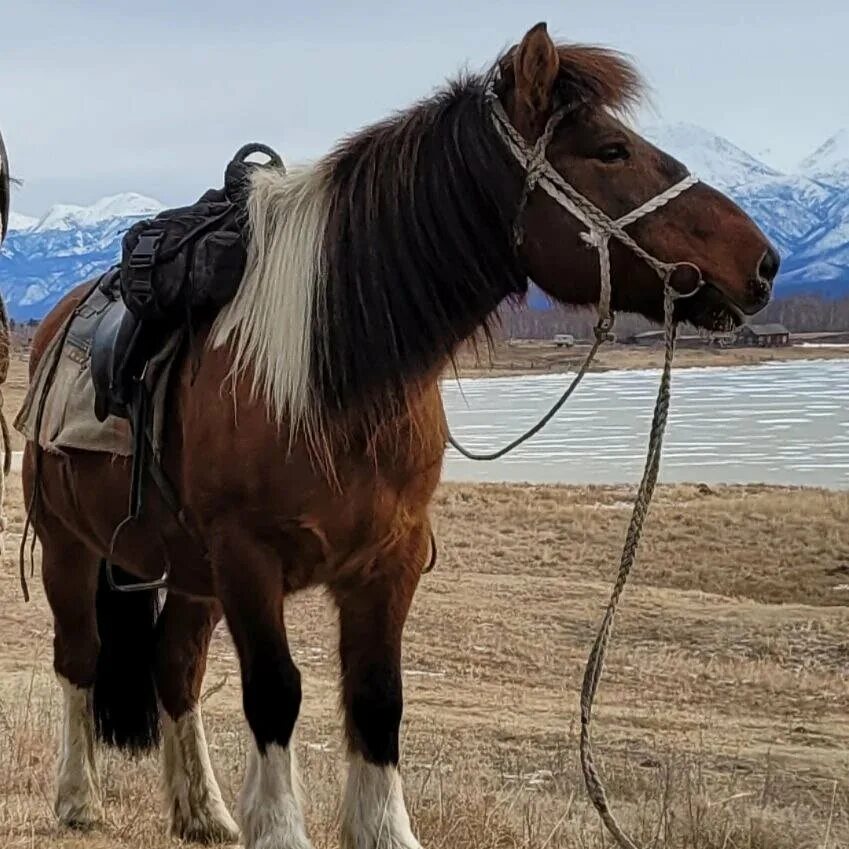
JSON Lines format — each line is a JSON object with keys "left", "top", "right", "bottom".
{"left": 2, "top": 127, "right": 848, "bottom": 320}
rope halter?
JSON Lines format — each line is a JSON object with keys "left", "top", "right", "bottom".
{"left": 488, "top": 92, "right": 704, "bottom": 336}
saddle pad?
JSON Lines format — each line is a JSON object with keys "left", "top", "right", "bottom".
{"left": 14, "top": 321, "right": 182, "bottom": 458}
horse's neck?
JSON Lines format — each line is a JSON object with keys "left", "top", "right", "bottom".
{"left": 364, "top": 376, "right": 448, "bottom": 476}
{"left": 190, "top": 333, "right": 448, "bottom": 477}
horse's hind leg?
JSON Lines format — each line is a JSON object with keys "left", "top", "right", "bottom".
{"left": 155, "top": 593, "right": 239, "bottom": 844}
{"left": 41, "top": 530, "right": 103, "bottom": 828}
{"left": 332, "top": 526, "right": 429, "bottom": 849}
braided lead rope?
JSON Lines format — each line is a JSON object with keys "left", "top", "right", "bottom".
{"left": 446, "top": 322, "right": 609, "bottom": 461}
{"left": 579, "top": 284, "right": 678, "bottom": 849}
{"left": 447, "top": 242, "right": 613, "bottom": 461}
{"left": 483, "top": 91, "right": 691, "bottom": 846}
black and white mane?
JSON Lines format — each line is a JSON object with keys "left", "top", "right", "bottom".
{"left": 211, "top": 46, "right": 641, "bottom": 432}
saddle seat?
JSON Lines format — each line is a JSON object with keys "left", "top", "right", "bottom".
{"left": 74, "top": 270, "right": 165, "bottom": 422}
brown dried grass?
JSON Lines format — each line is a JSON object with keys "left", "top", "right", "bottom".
{"left": 0, "top": 475, "right": 847, "bottom": 847}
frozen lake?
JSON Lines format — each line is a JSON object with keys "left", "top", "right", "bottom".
{"left": 442, "top": 359, "right": 849, "bottom": 488}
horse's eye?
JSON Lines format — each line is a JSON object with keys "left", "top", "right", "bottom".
{"left": 596, "top": 143, "right": 630, "bottom": 163}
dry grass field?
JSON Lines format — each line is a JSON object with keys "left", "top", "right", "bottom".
{"left": 3, "top": 352, "right": 30, "bottom": 452}
{"left": 0, "top": 470, "right": 847, "bottom": 848}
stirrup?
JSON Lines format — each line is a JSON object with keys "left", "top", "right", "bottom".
{"left": 104, "top": 559, "right": 169, "bottom": 593}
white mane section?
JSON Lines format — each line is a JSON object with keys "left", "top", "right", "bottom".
{"left": 211, "top": 164, "right": 332, "bottom": 425}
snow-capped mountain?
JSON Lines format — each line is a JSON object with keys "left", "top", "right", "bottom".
{"left": 1, "top": 193, "right": 165, "bottom": 319}
{"left": 643, "top": 123, "right": 783, "bottom": 190}
{"left": 644, "top": 123, "right": 845, "bottom": 260}
{"left": 645, "top": 123, "right": 849, "bottom": 298}
{"left": 1, "top": 127, "right": 849, "bottom": 320}
{"left": 31, "top": 193, "right": 163, "bottom": 233}
{"left": 798, "top": 130, "right": 849, "bottom": 188}
{"left": 8, "top": 212, "right": 39, "bottom": 233}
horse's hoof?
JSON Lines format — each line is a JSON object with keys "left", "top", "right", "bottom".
{"left": 341, "top": 828, "right": 423, "bottom": 849}
{"left": 55, "top": 799, "right": 104, "bottom": 831}
{"left": 171, "top": 808, "right": 241, "bottom": 845}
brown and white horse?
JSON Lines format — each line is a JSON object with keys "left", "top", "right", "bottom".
{"left": 22, "top": 23, "right": 777, "bottom": 849}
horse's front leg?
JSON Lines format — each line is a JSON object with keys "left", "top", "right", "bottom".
{"left": 332, "top": 525, "right": 429, "bottom": 849}
{"left": 212, "top": 526, "right": 312, "bottom": 849}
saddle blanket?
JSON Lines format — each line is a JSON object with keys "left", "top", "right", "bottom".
{"left": 14, "top": 318, "right": 182, "bottom": 458}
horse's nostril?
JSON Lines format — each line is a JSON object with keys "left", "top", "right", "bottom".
{"left": 758, "top": 246, "right": 780, "bottom": 285}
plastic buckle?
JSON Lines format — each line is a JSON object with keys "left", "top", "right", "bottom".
{"left": 129, "top": 231, "right": 164, "bottom": 269}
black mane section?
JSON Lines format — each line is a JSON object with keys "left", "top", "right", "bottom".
{"left": 316, "top": 76, "right": 526, "bottom": 415}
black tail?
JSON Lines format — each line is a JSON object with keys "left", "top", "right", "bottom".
{"left": 93, "top": 562, "right": 161, "bottom": 752}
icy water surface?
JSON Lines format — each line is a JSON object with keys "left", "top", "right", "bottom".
{"left": 442, "top": 359, "right": 849, "bottom": 487}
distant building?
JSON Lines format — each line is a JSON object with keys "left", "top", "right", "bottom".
{"left": 734, "top": 323, "right": 791, "bottom": 347}
{"left": 629, "top": 329, "right": 708, "bottom": 349}
{"left": 630, "top": 330, "right": 665, "bottom": 346}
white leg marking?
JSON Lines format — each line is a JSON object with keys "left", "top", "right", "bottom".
{"left": 239, "top": 741, "right": 313, "bottom": 849}
{"left": 162, "top": 706, "right": 240, "bottom": 843}
{"left": 342, "top": 756, "right": 422, "bottom": 849}
{"left": 55, "top": 677, "right": 102, "bottom": 828}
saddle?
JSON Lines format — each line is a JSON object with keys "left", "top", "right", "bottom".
{"left": 88, "top": 142, "right": 284, "bottom": 424}
{"left": 86, "top": 270, "right": 156, "bottom": 422}
{"left": 83, "top": 144, "right": 283, "bottom": 591}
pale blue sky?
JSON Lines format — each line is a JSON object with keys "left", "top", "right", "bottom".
{"left": 3, "top": 0, "right": 847, "bottom": 215}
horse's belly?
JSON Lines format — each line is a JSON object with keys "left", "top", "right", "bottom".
{"left": 29, "top": 446, "right": 215, "bottom": 597}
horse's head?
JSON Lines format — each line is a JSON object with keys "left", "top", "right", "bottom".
{"left": 498, "top": 23, "right": 778, "bottom": 330}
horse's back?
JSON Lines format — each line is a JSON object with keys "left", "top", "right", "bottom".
{"left": 29, "top": 282, "right": 93, "bottom": 379}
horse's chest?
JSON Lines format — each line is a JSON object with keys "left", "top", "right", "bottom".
{"left": 180, "top": 362, "right": 446, "bottom": 582}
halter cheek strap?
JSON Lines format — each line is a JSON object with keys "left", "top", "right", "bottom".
{"left": 489, "top": 95, "right": 703, "bottom": 333}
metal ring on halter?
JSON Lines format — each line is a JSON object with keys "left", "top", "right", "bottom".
{"left": 665, "top": 261, "right": 705, "bottom": 300}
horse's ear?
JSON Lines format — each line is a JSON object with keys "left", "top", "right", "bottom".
{"left": 512, "top": 22, "right": 559, "bottom": 132}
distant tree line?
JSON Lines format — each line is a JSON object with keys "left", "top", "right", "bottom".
{"left": 494, "top": 295, "right": 849, "bottom": 341}
{"left": 494, "top": 302, "right": 693, "bottom": 341}
{"left": 757, "top": 296, "right": 849, "bottom": 333}
{"left": 7, "top": 293, "right": 849, "bottom": 343}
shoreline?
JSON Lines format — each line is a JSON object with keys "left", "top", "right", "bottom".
{"left": 10, "top": 449, "right": 845, "bottom": 491}
{"left": 452, "top": 340, "right": 849, "bottom": 378}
